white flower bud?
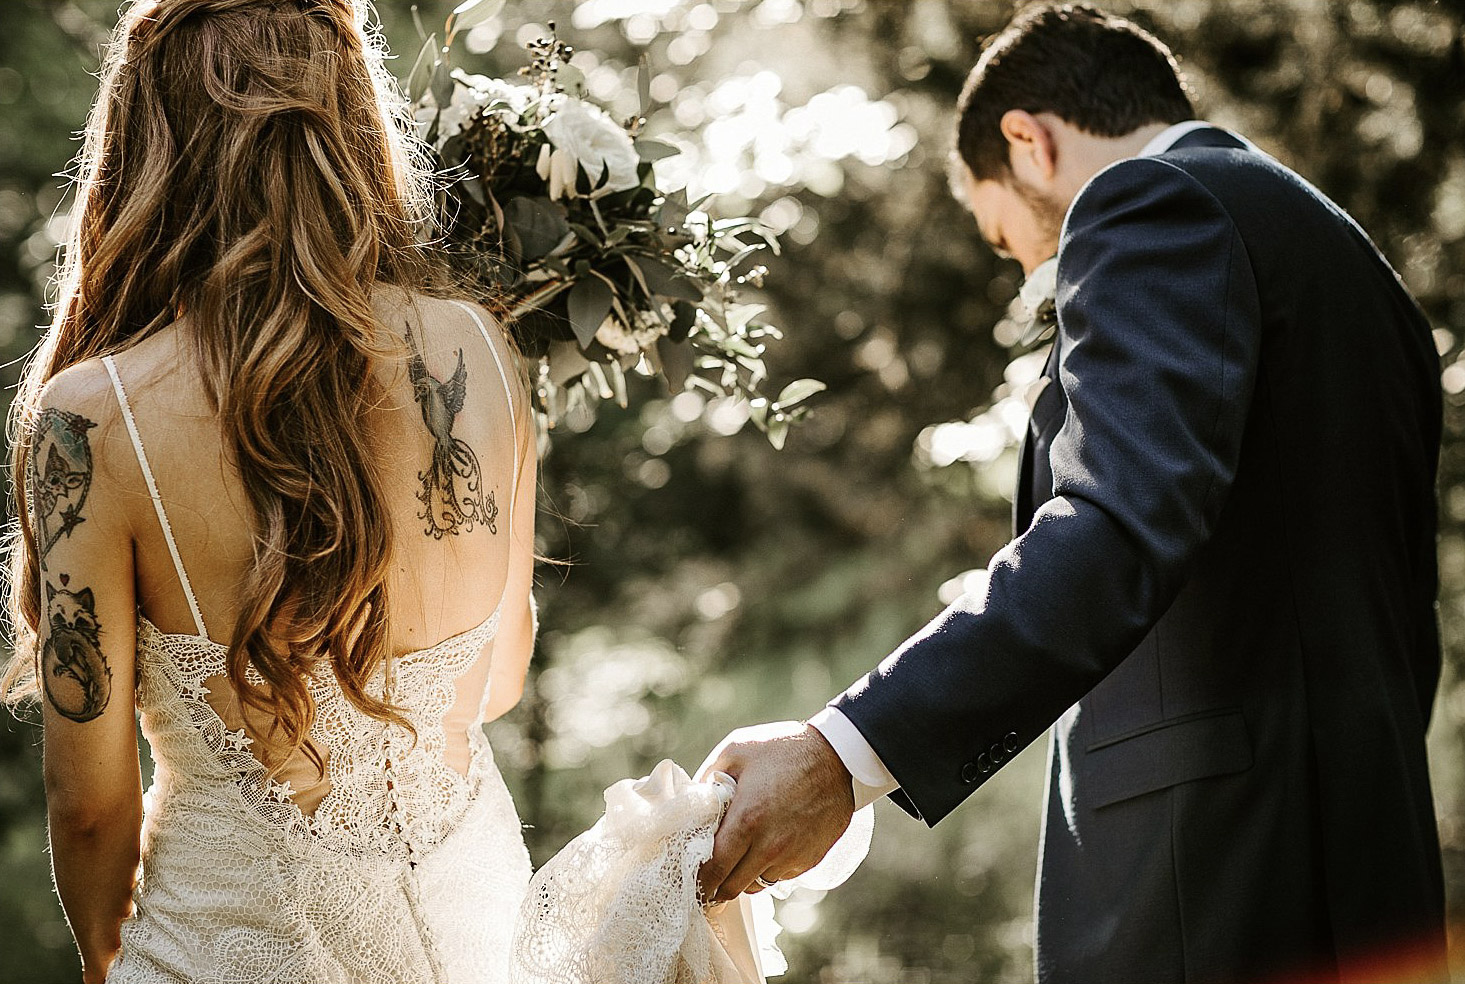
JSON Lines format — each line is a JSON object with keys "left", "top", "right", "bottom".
{"left": 549, "top": 147, "right": 578, "bottom": 201}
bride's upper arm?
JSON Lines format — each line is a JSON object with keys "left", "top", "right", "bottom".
{"left": 479, "top": 303, "right": 538, "bottom": 719}
{"left": 30, "top": 362, "right": 144, "bottom": 829}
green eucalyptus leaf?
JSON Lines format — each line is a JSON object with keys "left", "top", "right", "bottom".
{"left": 638, "top": 53, "right": 652, "bottom": 114}
{"left": 408, "top": 35, "right": 438, "bottom": 104}
{"left": 547, "top": 340, "right": 593, "bottom": 387}
{"left": 567, "top": 277, "right": 614, "bottom": 349}
{"left": 635, "top": 256, "right": 703, "bottom": 301}
{"left": 621, "top": 255, "right": 653, "bottom": 300}
{"left": 776, "top": 378, "right": 826, "bottom": 408}
{"left": 725, "top": 242, "right": 767, "bottom": 272}
{"left": 567, "top": 222, "right": 602, "bottom": 248}
{"left": 659, "top": 332, "right": 697, "bottom": 389}
{"left": 669, "top": 301, "right": 696, "bottom": 343}
{"left": 504, "top": 196, "right": 570, "bottom": 262}
{"left": 439, "top": 134, "right": 468, "bottom": 167}
{"left": 557, "top": 62, "right": 587, "bottom": 98}
{"left": 655, "top": 189, "right": 690, "bottom": 231}
{"left": 430, "top": 60, "right": 455, "bottom": 114}
{"left": 635, "top": 139, "right": 680, "bottom": 162}
{"left": 451, "top": 0, "right": 506, "bottom": 34}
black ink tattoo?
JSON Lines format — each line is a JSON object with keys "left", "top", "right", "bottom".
{"left": 42, "top": 577, "right": 110, "bottom": 723}
{"left": 405, "top": 322, "right": 498, "bottom": 539}
{"left": 28, "top": 409, "right": 97, "bottom": 560}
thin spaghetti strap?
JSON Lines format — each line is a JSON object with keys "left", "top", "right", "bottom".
{"left": 447, "top": 300, "right": 522, "bottom": 516}
{"left": 102, "top": 356, "right": 209, "bottom": 638}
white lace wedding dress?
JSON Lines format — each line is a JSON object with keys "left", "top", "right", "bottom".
{"left": 99, "top": 302, "right": 868, "bottom": 984}
{"left": 103, "top": 302, "right": 533, "bottom": 984}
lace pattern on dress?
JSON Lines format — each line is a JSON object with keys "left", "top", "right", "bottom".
{"left": 134, "top": 610, "right": 503, "bottom": 858}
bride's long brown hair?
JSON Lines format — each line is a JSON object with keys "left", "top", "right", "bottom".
{"left": 2, "top": 0, "right": 447, "bottom": 753}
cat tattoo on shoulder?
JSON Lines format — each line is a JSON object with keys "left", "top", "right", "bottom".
{"left": 42, "top": 576, "right": 110, "bottom": 723}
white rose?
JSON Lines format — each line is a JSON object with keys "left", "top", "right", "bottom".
{"left": 541, "top": 96, "right": 641, "bottom": 197}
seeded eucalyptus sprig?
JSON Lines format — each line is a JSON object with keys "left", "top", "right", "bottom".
{"left": 408, "top": 0, "right": 824, "bottom": 446}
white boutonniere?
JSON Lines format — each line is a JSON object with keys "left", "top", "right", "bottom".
{"left": 1017, "top": 257, "right": 1059, "bottom": 346}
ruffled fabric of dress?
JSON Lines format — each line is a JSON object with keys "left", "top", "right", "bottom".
{"left": 510, "top": 759, "right": 874, "bottom": 984}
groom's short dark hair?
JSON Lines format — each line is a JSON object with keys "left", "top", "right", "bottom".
{"left": 955, "top": 3, "right": 1194, "bottom": 181}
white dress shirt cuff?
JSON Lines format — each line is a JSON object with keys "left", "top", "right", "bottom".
{"left": 808, "top": 706, "right": 900, "bottom": 811}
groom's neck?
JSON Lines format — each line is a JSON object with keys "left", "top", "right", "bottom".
{"left": 1051, "top": 120, "right": 1178, "bottom": 206}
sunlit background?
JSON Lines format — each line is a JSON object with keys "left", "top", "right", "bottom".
{"left": 2, "top": 1, "right": 1463, "bottom": 981}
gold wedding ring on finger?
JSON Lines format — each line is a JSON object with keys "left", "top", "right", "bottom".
{"left": 754, "top": 876, "right": 777, "bottom": 890}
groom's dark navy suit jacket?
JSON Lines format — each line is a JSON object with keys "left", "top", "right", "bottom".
{"left": 834, "top": 127, "right": 1447, "bottom": 983}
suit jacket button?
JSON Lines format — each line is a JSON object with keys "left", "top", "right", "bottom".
{"left": 989, "top": 742, "right": 1006, "bottom": 765}
{"left": 960, "top": 761, "right": 980, "bottom": 783}
{"left": 977, "top": 752, "right": 992, "bottom": 773}
{"left": 1004, "top": 731, "right": 1020, "bottom": 753}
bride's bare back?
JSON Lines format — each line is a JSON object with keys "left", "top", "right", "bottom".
{"left": 105, "top": 289, "right": 534, "bottom": 805}
{"left": 35, "top": 289, "right": 538, "bottom": 983}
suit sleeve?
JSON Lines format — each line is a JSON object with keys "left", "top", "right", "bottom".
{"left": 833, "top": 157, "right": 1263, "bottom": 825}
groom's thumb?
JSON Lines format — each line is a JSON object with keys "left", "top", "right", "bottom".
{"left": 698, "top": 796, "right": 752, "bottom": 901}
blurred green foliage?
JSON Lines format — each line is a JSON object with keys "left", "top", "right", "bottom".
{"left": 1, "top": 1, "right": 1463, "bottom": 981}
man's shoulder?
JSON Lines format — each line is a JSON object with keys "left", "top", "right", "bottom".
{"left": 1063, "top": 141, "right": 1355, "bottom": 259}
{"left": 1162, "top": 141, "right": 1317, "bottom": 202}
{"left": 1060, "top": 155, "right": 1234, "bottom": 249}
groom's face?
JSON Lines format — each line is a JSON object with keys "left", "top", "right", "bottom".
{"left": 959, "top": 165, "right": 1065, "bottom": 275}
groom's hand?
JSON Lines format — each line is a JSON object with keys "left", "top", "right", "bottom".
{"left": 696, "top": 720, "right": 856, "bottom": 903}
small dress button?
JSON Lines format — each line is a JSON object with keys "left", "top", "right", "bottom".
{"left": 1004, "top": 731, "right": 1020, "bottom": 753}
{"left": 960, "top": 761, "right": 980, "bottom": 783}
{"left": 989, "top": 742, "right": 1006, "bottom": 765}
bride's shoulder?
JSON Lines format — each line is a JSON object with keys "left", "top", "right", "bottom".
{"left": 31, "top": 356, "right": 147, "bottom": 497}
{"left": 372, "top": 284, "right": 502, "bottom": 330}
{"left": 38, "top": 355, "right": 116, "bottom": 408}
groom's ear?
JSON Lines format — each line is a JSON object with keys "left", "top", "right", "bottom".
{"left": 999, "top": 110, "right": 1059, "bottom": 183}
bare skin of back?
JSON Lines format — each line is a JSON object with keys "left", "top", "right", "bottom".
{"left": 41, "top": 284, "right": 537, "bottom": 813}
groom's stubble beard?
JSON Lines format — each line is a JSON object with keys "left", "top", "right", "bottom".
{"left": 1011, "top": 174, "right": 1068, "bottom": 263}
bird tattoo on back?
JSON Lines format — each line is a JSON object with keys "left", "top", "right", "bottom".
{"left": 405, "top": 321, "right": 498, "bottom": 539}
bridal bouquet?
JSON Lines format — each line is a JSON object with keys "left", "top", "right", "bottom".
{"left": 410, "top": 0, "right": 823, "bottom": 446}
